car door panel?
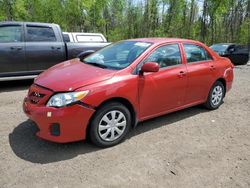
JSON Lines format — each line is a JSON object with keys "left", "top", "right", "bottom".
{"left": 182, "top": 43, "right": 214, "bottom": 105}
{"left": 137, "top": 43, "right": 188, "bottom": 119}
{"left": 25, "top": 42, "right": 65, "bottom": 71}
{"left": 0, "top": 24, "right": 27, "bottom": 75}
{"left": 25, "top": 24, "right": 65, "bottom": 71}
{"left": 139, "top": 65, "right": 188, "bottom": 119}
{"left": 185, "top": 62, "right": 213, "bottom": 104}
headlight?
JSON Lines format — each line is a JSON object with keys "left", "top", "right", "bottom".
{"left": 46, "top": 91, "right": 89, "bottom": 107}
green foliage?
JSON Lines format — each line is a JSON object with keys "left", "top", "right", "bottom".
{"left": 239, "top": 19, "right": 250, "bottom": 43}
{"left": 0, "top": 0, "right": 249, "bottom": 45}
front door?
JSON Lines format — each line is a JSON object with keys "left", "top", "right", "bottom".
{"left": 138, "top": 44, "right": 188, "bottom": 119}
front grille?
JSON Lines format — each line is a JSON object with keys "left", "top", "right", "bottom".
{"left": 29, "top": 92, "right": 46, "bottom": 104}
{"left": 27, "top": 84, "right": 53, "bottom": 105}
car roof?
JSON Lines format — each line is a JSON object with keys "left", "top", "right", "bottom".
{"left": 127, "top": 38, "right": 200, "bottom": 44}
{"left": 0, "top": 21, "right": 60, "bottom": 27}
{"left": 211, "top": 43, "right": 235, "bottom": 46}
{"left": 64, "top": 32, "right": 104, "bottom": 35}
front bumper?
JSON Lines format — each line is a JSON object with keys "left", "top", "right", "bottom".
{"left": 23, "top": 97, "right": 95, "bottom": 143}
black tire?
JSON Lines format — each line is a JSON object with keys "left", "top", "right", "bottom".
{"left": 89, "top": 102, "right": 131, "bottom": 147}
{"left": 204, "top": 81, "right": 225, "bottom": 110}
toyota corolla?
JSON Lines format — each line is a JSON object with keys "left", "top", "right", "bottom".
{"left": 23, "top": 38, "right": 234, "bottom": 147}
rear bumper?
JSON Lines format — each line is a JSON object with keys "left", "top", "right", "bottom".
{"left": 23, "top": 97, "right": 95, "bottom": 143}
{"left": 224, "top": 66, "right": 234, "bottom": 93}
{"left": 226, "top": 81, "right": 233, "bottom": 92}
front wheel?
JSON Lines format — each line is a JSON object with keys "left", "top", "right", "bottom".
{"left": 204, "top": 81, "right": 225, "bottom": 110}
{"left": 89, "top": 102, "right": 131, "bottom": 147}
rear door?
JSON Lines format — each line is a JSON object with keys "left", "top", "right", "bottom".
{"left": 182, "top": 43, "right": 214, "bottom": 104}
{"left": 0, "top": 24, "right": 27, "bottom": 76}
{"left": 25, "top": 24, "right": 66, "bottom": 71}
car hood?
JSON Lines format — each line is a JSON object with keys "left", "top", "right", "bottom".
{"left": 35, "top": 59, "right": 116, "bottom": 92}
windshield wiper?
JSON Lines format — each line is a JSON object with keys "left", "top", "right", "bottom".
{"left": 84, "top": 61, "right": 108, "bottom": 69}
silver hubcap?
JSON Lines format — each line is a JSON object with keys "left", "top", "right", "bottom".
{"left": 211, "top": 85, "right": 223, "bottom": 106}
{"left": 98, "top": 110, "right": 127, "bottom": 142}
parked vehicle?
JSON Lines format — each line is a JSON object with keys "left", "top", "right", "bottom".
{"left": 23, "top": 38, "right": 234, "bottom": 147}
{"left": 210, "top": 43, "right": 249, "bottom": 65}
{"left": 0, "top": 21, "right": 110, "bottom": 81}
{"left": 63, "top": 32, "right": 107, "bottom": 43}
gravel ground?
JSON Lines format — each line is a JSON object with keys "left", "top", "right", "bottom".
{"left": 0, "top": 66, "right": 250, "bottom": 188}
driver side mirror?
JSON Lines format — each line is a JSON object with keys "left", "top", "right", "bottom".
{"left": 77, "top": 50, "right": 95, "bottom": 60}
{"left": 140, "top": 62, "right": 160, "bottom": 74}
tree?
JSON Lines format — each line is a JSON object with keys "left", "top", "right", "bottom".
{"left": 0, "top": 0, "right": 249, "bottom": 44}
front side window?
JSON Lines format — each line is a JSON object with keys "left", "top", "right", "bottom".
{"left": 184, "top": 44, "right": 212, "bottom": 63}
{"left": 143, "top": 44, "right": 182, "bottom": 68}
{"left": 83, "top": 41, "right": 152, "bottom": 70}
{"left": 26, "top": 26, "right": 56, "bottom": 42}
{"left": 0, "top": 25, "right": 22, "bottom": 42}
{"left": 210, "top": 44, "right": 230, "bottom": 52}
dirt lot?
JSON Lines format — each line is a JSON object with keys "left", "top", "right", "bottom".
{"left": 0, "top": 66, "right": 250, "bottom": 188}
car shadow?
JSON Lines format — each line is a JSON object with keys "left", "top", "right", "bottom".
{"left": 129, "top": 106, "right": 208, "bottom": 138}
{"left": 0, "top": 80, "right": 33, "bottom": 92}
{"left": 9, "top": 106, "right": 208, "bottom": 164}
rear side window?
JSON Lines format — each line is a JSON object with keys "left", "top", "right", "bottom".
{"left": 184, "top": 44, "right": 212, "bottom": 63}
{"left": 0, "top": 25, "right": 22, "bottom": 42}
{"left": 26, "top": 26, "right": 56, "bottom": 42}
{"left": 76, "top": 35, "right": 104, "bottom": 42}
{"left": 144, "top": 44, "right": 182, "bottom": 68}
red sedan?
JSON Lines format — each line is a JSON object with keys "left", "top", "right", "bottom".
{"left": 23, "top": 38, "right": 234, "bottom": 147}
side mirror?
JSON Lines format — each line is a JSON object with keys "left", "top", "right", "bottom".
{"left": 63, "top": 34, "right": 70, "bottom": 42}
{"left": 140, "top": 62, "right": 160, "bottom": 74}
{"left": 77, "top": 50, "right": 95, "bottom": 60}
{"left": 228, "top": 48, "right": 235, "bottom": 53}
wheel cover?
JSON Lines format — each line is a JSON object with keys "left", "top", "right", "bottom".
{"left": 98, "top": 110, "right": 127, "bottom": 142}
{"left": 211, "top": 85, "right": 223, "bottom": 106}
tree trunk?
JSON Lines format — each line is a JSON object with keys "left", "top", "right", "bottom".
{"left": 201, "top": 0, "right": 208, "bottom": 43}
{"left": 188, "top": 0, "right": 195, "bottom": 37}
{"left": 3, "top": 0, "right": 14, "bottom": 21}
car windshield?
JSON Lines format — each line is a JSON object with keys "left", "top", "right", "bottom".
{"left": 210, "top": 44, "right": 229, "bottom": 52}
{"left": 83, "top": 41, "right": 152, "bottom": 70}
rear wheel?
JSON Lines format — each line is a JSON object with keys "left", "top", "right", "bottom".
{"left": 205, "top": 81, "right": 225, "bottom": 110}
{"left": 89, "top": 102, "right": 131, "bottom": 147}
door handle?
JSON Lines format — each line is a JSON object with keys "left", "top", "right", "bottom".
{"left": 51, "top": 46, "right": 61, "bottom": 50}
{"left": 210, "top": 65, "right": 216, "bottom": 71}
{"left": 178, "top": 71, "right": 186, "bottom": 78}
{"left": 10, "top": 46, "right": 22, "bottom": 50}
